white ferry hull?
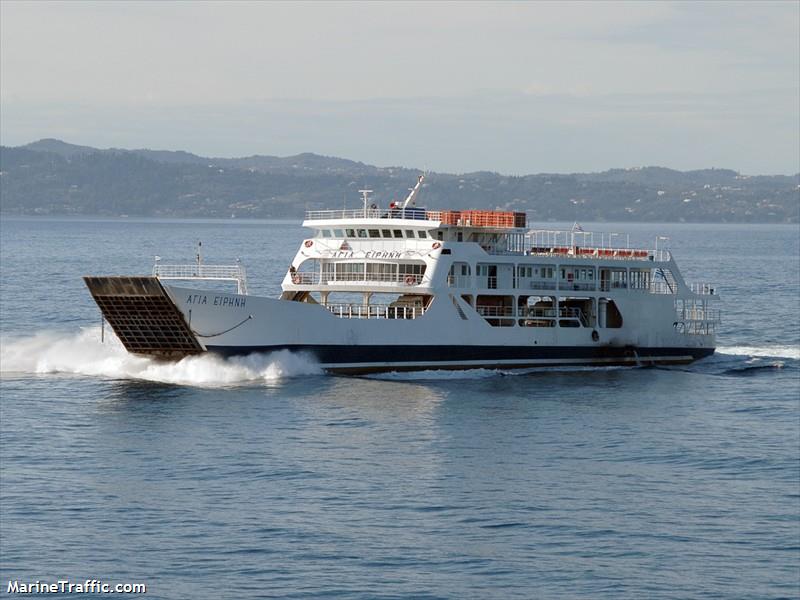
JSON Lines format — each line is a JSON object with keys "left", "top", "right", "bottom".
{"left": 162, "top": 283, "right": 714, "bottom": 374}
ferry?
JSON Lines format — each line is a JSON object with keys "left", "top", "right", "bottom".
{"left": 84, "top": 175, "right": 719, "bottom": 374}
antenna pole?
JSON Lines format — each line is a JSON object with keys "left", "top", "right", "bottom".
{"left": 358, "top": 189, "right": 373, "bottom": 217}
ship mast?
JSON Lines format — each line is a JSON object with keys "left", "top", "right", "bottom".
{"left": 359, "top": 188, "right": 373, "bottom": 217}
{"left": 400, "top": 174, "right": 425, "bottom": 209}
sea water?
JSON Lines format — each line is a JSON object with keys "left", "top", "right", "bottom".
{"left": 1, "top": 218, "right": 798, "bottom": 599}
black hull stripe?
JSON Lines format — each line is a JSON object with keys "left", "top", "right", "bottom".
{"left": 204, "top": 344, "right": 715, "bottom": 373}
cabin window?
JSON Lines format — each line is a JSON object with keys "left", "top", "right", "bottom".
{"left": 321, "top": 230, "right": 332, "bottom": 238}
{"left": 346, "top": 229, "right": 355, "bottom": 237}
{"left": 610, "top": 269, "right": 628, "bottom": 289}
{"left": 381, "top": 229, "right": 392, "bottom": 238}
{"left": 405, "top": 230, "right": 415, "bottom": 238}
{"left": 449, "top": 263, "right": 470, "bottom": 277}
{"left": 335, "top": 262, "right": 365, "bottom": 280}
{"left": 368, "top": 229, "right": 380, "bottom": 238}
{"left": 417, "top": 231, "right": 427, "bottom": 239}
{"left": 630, "top": 269, "right": 650, "bottom": 290}
{"left": 393, "top": 230, "right": 403, "bottom": 238}
{"left": 357, "top": 229, "right": 368, "bottom": 238}
{"left": 367, "top": 263, "right": 397, "bottom": 277}
{"left": 398, "top": 263, "right": 426, "bottom": 275}
{"left": 334, "top": 229, "right": 344, "bottom": 238}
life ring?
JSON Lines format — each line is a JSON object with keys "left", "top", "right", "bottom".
{"left": 404, "top": 275, "right": 416, "bottom": 285}
{"left": 304, "top": 240, "right": 313, "bottom": 248}
{"left": 291, "top": 274, "right": 301, "bottom": 284}
{"left": 432, "top": 242, "right": 441, "bottom": 250}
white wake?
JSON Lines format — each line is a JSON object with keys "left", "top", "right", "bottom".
{"left": 717, "top": 345, "right": 800, "bottom": 360}
{"left": 0, "top": 327, "right": 322, "bottom": 386}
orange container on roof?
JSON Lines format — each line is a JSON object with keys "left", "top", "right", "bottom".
{"left": 460, "top": 210, "right": 517, "bottom": 228}
{"left": 433, "top": 209, "right": 525, "bottom": 228}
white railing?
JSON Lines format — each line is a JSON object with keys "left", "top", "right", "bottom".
{"left": 677, "top": 307, "right": 721, "bottom": 322}
{"left": 690, "top": 283, "right": 718, "bottom": 295}
{"left": 476, "top": 305, "right": 516, "bottom": 317}
{"left": 558, "top": 281, "right": 597, "bottom": 292}
{"left": 475, "top": 276, "right": 499, "bottom": 289}
{"left": 475, "top": 306, "right": 587, "bottom": 322}
{"left": 447, "top": 275, "right": 473, "bottom": 288}
{"left": 154, "top": 263, "right": 248, "bottom": 295}
{"left": 305, "top": 208, "right": 444, "bottom": 222}
{"left": 525, "top": 279, "right": 558, "bottom": 290}
{"left": 650, "top": 281, "right": 676, "bottom": 295}
{"left": 323, "top": 304, "right": 426, "bottom": 319}
{"left": 524, "top": 229, "right": 672, "bottom": 262}
{"left": 523, "top": 307, "right": 586, "bottom": 323}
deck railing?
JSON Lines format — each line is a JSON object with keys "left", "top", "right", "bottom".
{"left": 475, "top": 306, "right": 586, "bottom": 321}
{"left": 447, "top": 275, "right": 473, "bottom": 288}
{"left": 690, "top": 283, "right": 718, "bottom": 295}
{"left": 677, "top": 307, "right": 721, "bottom": 322}
{"left": 524, "top": 280, "right": 558, "bottom": 290}
{"left": 305, "top": 208, "right": 444, "bottom": 221}
{"left": 475, "top": 305, "right": 516, "bottom": 317}
{"left": 153, "top": 263, "right": 248, "bottom": 295}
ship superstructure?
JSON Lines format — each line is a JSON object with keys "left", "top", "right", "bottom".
{"left": 85, "top": 175, "right": 719, "bottom": 373}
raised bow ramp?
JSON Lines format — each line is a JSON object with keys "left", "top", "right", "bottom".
{"left": 83, "top": 276, "right": 203, "bottom": 359}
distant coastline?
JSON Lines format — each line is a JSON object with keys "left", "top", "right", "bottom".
{"left": 1, "top": 139, "right": 797, "bottom": 223}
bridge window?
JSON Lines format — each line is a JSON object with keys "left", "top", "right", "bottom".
{"left": 346, "top": 229, "right": 355, "bottom": 237}
{"left": 368, "top": 229, "right": 380, "bottom": 238}
{"left": 321, "top": 230, "right": 332, "bottom": 238}
{"left": 381, "top": 229, "right": 392, "bottom": 238}
{"left": 357, "top": 229, "right": 368, "bottom": 238}
{"left": 417, "top": 231, "right": 428, "bottom": 239}
{"left": 405, "top": 230, "right": 415, "bottom": 238}
{"left": 334, "top": 229, "right": 344, "bottom": 238}
{"left": 393, "top": 230, "right": 403, "bottom": 238}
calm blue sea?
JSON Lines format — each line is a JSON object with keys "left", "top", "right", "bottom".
{"left": 1, "top": 218, "right": 798, "bottom": 599}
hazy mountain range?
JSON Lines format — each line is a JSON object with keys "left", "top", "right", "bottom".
{"left": 1, "top": 139, "right": 797, "bottom": 223}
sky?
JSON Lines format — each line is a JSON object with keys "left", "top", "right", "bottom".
{"left": 1, "top": 1, "right": 798, "bottom": 175}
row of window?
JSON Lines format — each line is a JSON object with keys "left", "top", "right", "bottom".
{"left": 321, "top": 263, "right": 427, "bottom": 275}
{"left": 517, "top": 266, "right": 555, "bottom": 279}
{"left": 471, "top": 265, "right": 645, "bottom": 281}
{"left": 318, "top": 228, "right": 429, "bottom": 240}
